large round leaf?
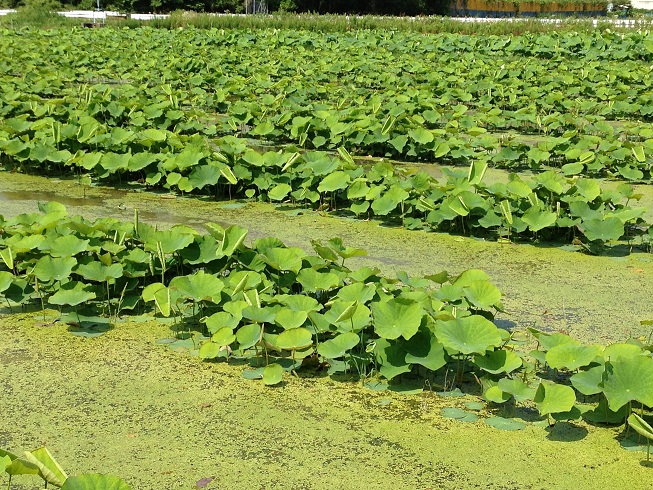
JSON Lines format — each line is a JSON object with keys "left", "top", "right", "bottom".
{"left": 579, "top": 217, "right": 624, "bottom": 242}
{"left": 371, "top": 298, "right": 423, "bottom": 340}
{"left": 534, "top": 382, "right": 576, "bottom": 416}
{"left": 61, "top": 474, "right": 131, "bottom": 490}
{"left": 33, "top": 255, "right": 76, "bottom": 282}
{"left": 317, "top": 332, "right": 360, "bottom": 359}
{"left": 169, "top": 271, "right": 224, "bottom": 303}
{"left": 474, "top": 349, "right": 522, "bottom": 374}
{"left": 434, "top": 316, "right": 502, "bottom": 355}
{"left": 545, "top": 344, "right": 602, "bottom": 371}
{"left": 276, "top": 327, "right": 313, "bottom": 351}
{"left": 601, "top": 356, "right": 653, "bottom": 411}
{"left": 48, "top": 281, "right": 96, "bottom": 307}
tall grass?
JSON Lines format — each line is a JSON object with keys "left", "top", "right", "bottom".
{"left": 118, "top": 12, "right": 640, "bottom": 35}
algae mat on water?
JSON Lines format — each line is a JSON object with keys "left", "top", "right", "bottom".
{"left": 1, "top": 314, "right": 652, "bottom": 490}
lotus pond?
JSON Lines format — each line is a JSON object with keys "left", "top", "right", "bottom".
{"left": 2, "top": 24, "right": 653, "bottom": 490}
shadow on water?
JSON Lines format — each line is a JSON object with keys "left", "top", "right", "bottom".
{"left": 546, "top": 422, "right": 589, "bottom": 442}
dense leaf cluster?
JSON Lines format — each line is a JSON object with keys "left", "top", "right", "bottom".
{"left": 1, "top": 28, "right": 652, "bottom": 247}
{"left": 1, "top": 204, "right": 652, "bottom": 425}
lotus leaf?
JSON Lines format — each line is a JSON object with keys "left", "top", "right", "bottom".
{"left": 601, "top": 356, "right": 653, "bottom": 411}
{"left": 434, "top": 315, "right": 502, "bottom": 355}
{"left": 23, "top": 446, "right": 68, "bottom": 487}
{"left": 534, "top": 382, "right": 576, "bottom": 416}
{"left": 570, "top": 365, "right": 605, "bottom": 396}
{"left": 275, "top": 307, "right": 308, "bottom": 330}
{"left": 371, "top": 298, "right": 423, "bottom": 341}
{"left": 374, "top": 338, "right": 411, "bottom": 380}
{"left": 484, "top": 385, "right": 511, "bottom": 404}
{"left": 262, "top": 363, "right": 283, "bottom": 386}
{"left": 579, "top": 217, "right": 624, "bottom": 242}
{"left": 441, "top": 407, "right": 478, "bottom": 423}
{"left": 317, "top": 332, "right": 360, "bottom": 358}
{"left": 545, "top": 344, "right": 602, "bottom": 371}
{"left": 76, "top": 262, "right": 123, "bottom": 283}
{"left": 297, "top": 268, "right": 340, "bottom": 292}
{"left": 0, "top": 271, "right": 14, "bottom": 293}
{"left": 46, "top": 235, "right": 90, "bottom": 257}
{"left": 48, "top": 281, "right": 96, "bottom": 306}
{"left": 276, "top": 327, "right": 313, "bottom": 351}
{"left": 236, "top": 323, "right": 262, "bottom": 350}
{"left": 169, "top": 271, "right": 224, "bottom": 303}
{"left": 261, "top": 247, "right": 303, "bottom": 274}
{"left": 603, "top": 342, "right": 645, "bottom": 361}
{"left": 474, "top": 350, "right": 522, "bottom": 374}
{"left": 463, "top": 280, "right": 502, "bottom": 310}
{"left": 204, "top": 312, "right": 238, "bottom": 334}
{"left": 497, "top": 378, "right": 537, "bottom": 402}
{"left": 33, "top": 255, "right": 76, "bottom": 282}
{"left": 324, "top": 300, "right": 371, "bottom": 333}
{"left": 61, "top": 473, "right": 131, "bottom": 490}
{"left": 403, "top": 329, "right": 447, "bottom": 371}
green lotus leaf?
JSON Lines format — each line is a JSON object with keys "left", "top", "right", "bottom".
{"left": 76, "top": 262, "right": 123, "bottom": 283}
{"left": 204, "top": 312, "right": 239, "bottom": 335}
{"left": 0, "top": 271, "right": 14, "bottom": 293}
{"left": 371, "top": 185, "right": 410, "bottom": 216}
{"left": 324, "top": 300, "right": 371, "bottom": 333}
{"left": 262, "top": 363, "right": 283, "bottom": 386}
{"left": 33, "top": 255, "right": 77, "bottom": 282}
{"left": 48, "top": 281, "right": 96, "bottom": 306}
{"left": 241, "top": 306, "right": 277, "bottom": 324}
{"left": 628, "top": 413, "right": 653, "bottom": 441}
{"left": 463, "top": 280, "right": 502, "bottom": 309}
{"left": 61, "top": 473, "right": 131, "bottom": 490}
{"left": 521, "top": 206, "right": 557, "bottom": 233}
{"left": 403, "top": 329, "right": 447, "bottom": 371}
{"left": 453, "top": 269, "right": 491, "bottom": 287}
{"left": 374, "top": 338, "right": 410, "bottom": 380}
{"left": 47, "top": 235, "right": 90, "bottom": 257}
{"left": 497, "top": 378, "right": 537, "bottom": 402}
{"left": 23, "top": 446, "right": 68, "bottom": 487}
{"left": 277, "top": 294, "right": 321, "bottom": 313}
{"left": 268, "top": 183, "right": 292, "bottom": 201}
{"left": 218, "top": 225, "right": 248, "bottom": 258}
{"left": 570, "top": 364, "right": 605, "bottom": 396}
{"left": 533, "top": 331, "right": 580, "bottom": 351}
{"left": 276, "top": 327, "right": 313, "bottom": 350}
{"left": 211, "top": 326, "right": 236, "bottom": 347}
{"left": 602, "top": 342, "right": 645, "bottom": 361}
{"left": 4, "top": 457, "right": 39, "bottom": 477}
{"left": 579, "top": 217, "right": 624, "bottom": 242}
{"left": 601, "top": 356, "right": 653, "bottom": 411}
{"left": 534, "top": 382, "right": 576, "bottom": 416}
{"left": 187, "top": 164, "right": 221, "bottom": 190}
{"left": 434, "top": 315, "right": 502, "bottom": 355}
{"left": 336, "top": 282, "right": 376, "bottom": 304}
{"left": 169, "top": 271, "right": 224, "bottom": 303}
{"left": 318, "top": 171, "right": 351, "bottom": 193}
{"left": 143, "top": 228, "right": 195, "bottom": 254}
{"left": 317, "top": 332, "right": 360, "bottom": 358}
{"left": 474, "top": 349, "right": 522, "bottom": 374}
{"left": 236, "top": 323, "right": 262, "bottom": 350}
{"left": 545, "top": 344, "right": 602, "bottom": 371}
{"left": 441, "top": 407, "right": 478, "bottom": 423}
{"left": 297, "top": 268, "right": 340, "bottom": 292}
{"left": 372, "top": 298, "right": 423, "bottom": 341}
{"left": 408, "top": 127, "right": 434, "bottom": 145}
{"left": 261, "top": 247, "right": 304, "bottom": 274}
{"left": 275, "top": 307, "right": 308, "bottom": 330}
